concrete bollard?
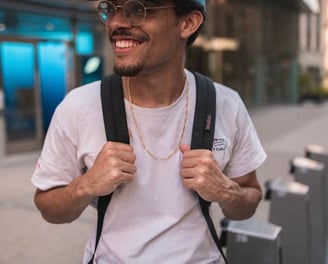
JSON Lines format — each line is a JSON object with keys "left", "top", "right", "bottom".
{"left": 290, "top": 156, "right": 326, "bottom": 264}
{"left": 221, "top": 217, "right": 282, "bottom": 264}
{"left": 266, "top": 178, "right": 311, "bottom": 264}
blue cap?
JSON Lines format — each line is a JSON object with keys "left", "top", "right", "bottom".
{"left": 196, "top": 0, "right": 206, "bottom": 6}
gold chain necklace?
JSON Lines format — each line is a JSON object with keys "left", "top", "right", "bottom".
{"left": 127, "top": 77, "right": 189, "bottom": 160}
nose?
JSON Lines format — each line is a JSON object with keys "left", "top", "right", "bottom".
{"left": 107, "top": 8, "right": 131, "bottom": 29}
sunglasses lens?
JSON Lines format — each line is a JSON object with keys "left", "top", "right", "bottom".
{"left": 124, "top": 1, "right": 146, "bottom": 25}
{"left": 98, "top": 1, "right": 116, "bottom": 23}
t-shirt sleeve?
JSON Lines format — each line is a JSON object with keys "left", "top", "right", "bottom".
{"left": 31, "top": 103, "right": 82, "bottom": 191}
{"left": 223, "top": 96, "right": 266, "bottom": 178}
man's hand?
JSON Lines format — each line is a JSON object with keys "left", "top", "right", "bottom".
{"left": 84, "top": 141, "right": 137, "bottom": 197}
{"left": 179, "top": 144, "right": 238, "bottom": 203}
{"left": 179, "top": 144, "right": 262, "bottom": 220}
{"left": 34, "top": 141, "right": 136, "bottom": 224}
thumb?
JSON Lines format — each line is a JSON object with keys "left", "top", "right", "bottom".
{"left": 180, "top": 144, "right": 191, "bottom": 153}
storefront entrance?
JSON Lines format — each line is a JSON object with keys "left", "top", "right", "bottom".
{"left": 0, "top": 38, "right": 68, "bottom": 154}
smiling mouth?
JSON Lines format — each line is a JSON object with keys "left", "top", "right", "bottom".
{"left": 114, "top": 40, "right": 141, "bottom": 49}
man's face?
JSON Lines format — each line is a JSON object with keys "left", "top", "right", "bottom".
{"left": 103, "top": 0, "right": 185, "bottom": 76}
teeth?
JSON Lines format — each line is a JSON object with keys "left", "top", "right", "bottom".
{"left": 116, "top": 40, "right": 139, "bottom": 48}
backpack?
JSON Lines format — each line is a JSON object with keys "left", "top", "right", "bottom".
{"left": 88, "top": 72, "right": 228, "bottom": 264}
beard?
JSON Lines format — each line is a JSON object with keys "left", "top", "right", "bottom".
{"left": 113, "top": 63, "right": 143, "bottom": 77}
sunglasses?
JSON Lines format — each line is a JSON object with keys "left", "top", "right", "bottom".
{"left": 97, "top": 0, "right": 177, "bottom": 26}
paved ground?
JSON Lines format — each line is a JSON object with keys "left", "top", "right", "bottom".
{"left": 1, "top": 101, "right": 328, "bottom": 263}
{"left": 0, "top": 152, "right": 96, "bottom": 264}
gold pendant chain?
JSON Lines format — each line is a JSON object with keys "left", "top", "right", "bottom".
{"left": 127, "top": 77, "right": 189, "bottom": 160}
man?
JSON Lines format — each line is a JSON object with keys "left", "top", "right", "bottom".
{"left": 32, "top": 0, "right": 266, "bottom": 263}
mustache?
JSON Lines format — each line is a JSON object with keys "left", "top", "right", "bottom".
{"left": 110, "top": 29, "right": 149, "bottom": 42}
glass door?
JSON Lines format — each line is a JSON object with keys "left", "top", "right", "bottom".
{"left": 0, "top": 41, "right": 42, "bottom": 153}
{"left": 0, "top": 38, "right": 70, "bottom": 154}
{"left": 38, "top": 41, "right": 67, "bottom": 133}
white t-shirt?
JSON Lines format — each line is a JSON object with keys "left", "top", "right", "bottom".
{"left": 32, "top": 70, "right": 266, "bottom": 264}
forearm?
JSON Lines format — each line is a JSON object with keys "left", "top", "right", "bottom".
{"left": 218, "top": 181, "right": 262, "bottom": 220}
{"left": 34, "top": 174, "right": 94, "bottom": 224}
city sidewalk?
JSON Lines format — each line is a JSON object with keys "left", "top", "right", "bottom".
{"left": 0, "top": 151, "right": 96, "bottom": 264}
{"left": 1, "top": 101, "right": 328, "bottom": 263}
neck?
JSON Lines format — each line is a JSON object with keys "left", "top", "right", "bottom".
{"left": 123, "top": 70, "right": 186, "bottom": 108}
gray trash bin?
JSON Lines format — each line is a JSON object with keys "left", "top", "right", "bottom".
{"left": 305, "top": 144, "right": 328, "bottom": 231}
{"left": 290, "top": 156, "right": 326, "bottom": 264}
{"left": 221, "top": 217, "right": 282, "bottom": 264}
{"left": 266, "top": 178, "right": 311, "bottom": 264}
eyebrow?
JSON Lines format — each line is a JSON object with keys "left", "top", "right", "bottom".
{"left": 144, "top": 0, "right": 168, "bottom": 5}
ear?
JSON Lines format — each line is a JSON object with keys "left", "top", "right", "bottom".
{"left": 180, "top": 11, "right": 204, "bottom": 40}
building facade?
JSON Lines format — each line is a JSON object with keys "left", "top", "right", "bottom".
{"left": 187, "top": 0, "right": 325, "bottom": 106}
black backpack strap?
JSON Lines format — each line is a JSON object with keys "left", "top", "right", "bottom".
{"left": 192, "top": 72, "right": 228, "bottom": 264}
{"left": 191, "top": 72, "right": 216, "bottom": 150}
{"left": 88, "top": 73, "right": 128, "bottom": 264}
{"left": 100, "top": 73, "right": 129, "bottom": 144}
